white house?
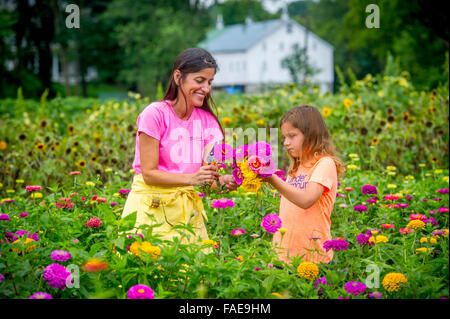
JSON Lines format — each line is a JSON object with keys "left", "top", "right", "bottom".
{"left": 199, "top": 11, "right": 334, "bottom": 93}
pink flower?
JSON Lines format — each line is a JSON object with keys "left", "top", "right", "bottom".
{"left": 127, "top": 284, "right": 155, "bottom": 299}
{"left": 19, "top": 212, "right": 29, "bottom": 218}
{"left": 69, "top": 171, "right": 81, "bottom": 175}
{"left": 213, "top": 143, "right": 234, "bottom": 162}
{"left": 231, "top": 228, "right": 246, "bottom": 236}
{"left": 438, "top": 207, "right": 449, "bottom": 213}
{"left": 399, "top": 228, "right": 413, "bottom": 234}
{"left": 261, "top": 214, "right": 282, "bottom": 233}
{"left": 384, "top": 194, "right": 399, "bottom": 201}
{"left": 381, "top": 224, "right": 395, "bottom": 229}
{"left": 212, "top": 198, "right": 235, "bottom": 209}
{"left": 247, "top": 155, "right": 268, "bottom": 174}
{"left": 25, "top": 185, "right": 42, "bottom": 192}
{"left": 344, "top": 187, "right": 354, "bottom": 191}
{"left": 86, "top": 217, "right": 102, "bottom": 228}
{"left": 197, "top": 192, "right": 205, "bottom": 198}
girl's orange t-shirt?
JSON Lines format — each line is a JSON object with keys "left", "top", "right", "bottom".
{"left": 272, "top": 156, "right": 338, "bottom": 264}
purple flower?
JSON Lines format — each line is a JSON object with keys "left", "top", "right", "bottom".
{"left": 118, "top": 189, "right": 131, "bottom": 196}
{"left": 212, "top": 198, "right": 235, "bottom": 209}
{"left": 248, "top": 141, "right": 273, "bottom": 160}
{"left": 428, "top": 210, "right": 436, "bottom": 215}
{"left": 432, "top": 197, "right": 442, "bottom": 201}
{"left": 213, "top": 143, "right": 234, "bottom": 162}
{"left": 344, "top": 281, "right": 366, "bottom": 296}
{"left": 336, "top": 193, "right": 346, "bottom": 198}
{"left": 127, "top": 284, "right": 155, "bottom": 299}
{"left": 398, "top": 203, "right": 409, "bottom": 208}
{"left": 369, "top": 291, "right": 383, "bottom": 298}
{"left": 50, "top": 250, "right": 72, "bottom": 262}
{"left": 29, "top": 292, "right": 53, "bottom": 299}
{"left": 356, "top": 233, "right": 373, "bottom": 247}
{"left": 366, "top": 198, "right": 377, "bottom": 204}
{"left": 274, "top": 170, "right": 286, "bottom": 181}
{"left": 0, "top": 214, "right": 10, "bottom": 221}
{"left": 361, "top": 184, "right": 378, "bottom": 194}
{"left": 197, "top": 192, "right": 205, "bottom": 198}
{"left": 19, "top": 212, "right": 29, "bottom": 218}
{"left": 232, "top": 166, "right": 243, "bottom": 185}
{"left": 43, "top": 263, "right": 72, "bottom": 290}
{"left": 261, "top": 214, "right": 282, "bottom": 233}
{"left": 404, "top": 194, "right": 414, "bottom": 200}
{"left": 323, "top": 238, "right": 348, "bottom": 252}
{"left": 436, "top": 188, "right": 449, "bottom": 194}
{"left": 14, "top": 230, "right": 39, "bottom": 242}
{"left": 231, "top": 228, "right": 246, "bottom": 236}
{"left": 353, "top": 205, "right": 368, "bottom": 212}
{"left": 0, "top": 273, "right": 4, "bottom": 283}
{"left": 428, "top": 217, "right": 438, "bottom": 226}
{"left": 314, "top": 277, "right": 331, "bottom": 290}
{"left": 110, "top": 202, "right": 118, "bottom": 207}
{"left": 234, "top": 145, "right": 249, "bottom": 161}
{"left": 438, "top": 207, "right": 449, "bottom": 213}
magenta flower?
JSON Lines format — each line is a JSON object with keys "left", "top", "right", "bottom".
{"left": 428, "top": 210, "right": 436, "bottom": 214}
{"left": 384, "top": 194, "right": 399, "bottom": 201}
{"left": 110, "top": 202, "right": 118, "bottom": 207}
{"left": 366, "top": 198, "right": 377, "bottom": 204}
{"left": 197, "top": 192, "right": 205, "bottom": 198}
{"left": 86, "top": 217, "right": 102, "bottom": 228}
{"left": 247, "top": 155, "right": 269, "bottom": 174}
{"left": 314, "top": 276, "right": 331, "bottom": 290}
{"left": 0, "top": 214, "right": 10, "bottom": 222}
{"left": 410, "top": 214, "right": 427, "bottom": 222}
{"left": 361, "top": 184, "right": 378, "bottom": 194}
{"left": 369, "top": 291, "right": 383, "bottom": 298}
{"left": 274, "top": 170, "right": 286, "bottom": 181}
{"left": 248, "top": 141, "right": 272, "bottom": 160}
{"left": 400, "top": 228, "right": 413, "bottom": 234}
{"left": 26, "top": 185, "right": 42, "bottom": 192}
{"left": 356, "top": 232, "right": 373, "bottom": 247}
{"left": 428, "top": 217, "right": 438, "bottom": 226}
{"left": 50, "top": 250, "right": 72, "bottom": 262}
{"left": 232, "top": 166, "right": 243, "bottom": 185}
{"left": 323, "top": 238, "right": 348, "bottom": 252}
{"left": 213, "top": 143, "right": 234, "bottom": 162}
{"left": 344, "top": 281, "right": 366, "bottom": 296}
{"left": 231, "top": 228, "right": 246, "bottom": 236}
{"left": 118, "top": 189, "right": 131, "bottom": 196}
{"left": 19, "top": 212, "right": 29, "bottom": 218}
{"left": 233, "top": 144, "right": 249, "bottom": 161}
{"left": 43, "top": 263, "right": 72, "bottom": 290}
{"left": 69, "top": 171, "right": 81, "bottom": 175}
{"left": 398, "top": 203, "right": 409, "bottom": 208}
{"left": 127, "top": 284, "right": 155, "bottom": 299}
{"left": 404, "top": 194, "right": 414, "bottom": 200}
{"left": 261, "top": 214, "right": 282, "bottom": 233}
{"left": 353, "top": 205, "right": 368, "bottom": 212}
{"left": 436, "top": 188, "right": 449, "bottom": 194}
{"left": 29, "top": 292, "right": 53, "bottom": 299}
{"left": 0, "top": 273, "right": 4, "bottom": 283}
{"left": 438, "top": 207, "right": 449, "bottom": 213}
{"left": 212, "top": 198, "right": 235, "bottom": 209}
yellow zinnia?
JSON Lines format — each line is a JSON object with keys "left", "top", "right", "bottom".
{"left": 406, "top": 220, "right": 426, "bottom": 230}
{"left": 321, "top": 107, "right": 331, "bottom": 117}
{"left": 415, "top": 247, "right": 429, "bottom": 254}
{"left": 129, "top": 241, "right": 161, "bottom": 259}
{"left": 12, "top": 237, "right": 37, "bottom": 253}
{"left": 344, "top": 98, "right": 352, "bottom": 109}
{"left": 382, "top": 273, "right": 408, "bottom": 292}
{"left": 369, "top": 235, "right": 389, "bottom": 244}
{"left": 297, "top": 262, "right": 319, "bottom": 280}
{"left": 222, "top": 117, "right": 232, "bottom": 125}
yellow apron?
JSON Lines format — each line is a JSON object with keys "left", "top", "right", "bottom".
{"left": 121, "top": 174, "right": 209, "bottom": 244}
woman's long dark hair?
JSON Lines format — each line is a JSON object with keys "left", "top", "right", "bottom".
{"left": 163, "top": 48, "right": 224, "bottom": 136}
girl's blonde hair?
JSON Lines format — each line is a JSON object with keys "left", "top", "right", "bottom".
{"left": 280, "top": 105, "right": 345, "bottom": 178}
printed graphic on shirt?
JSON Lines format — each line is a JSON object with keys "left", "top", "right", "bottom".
{"left": 288, "top": 174, "right": 308, "bottom": 189}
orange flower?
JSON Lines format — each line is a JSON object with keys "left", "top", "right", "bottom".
{"left": 82, "top": 258, "right": 109, "bottom": 272}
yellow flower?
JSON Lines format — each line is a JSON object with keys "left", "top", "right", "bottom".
{"left": 279, "top": 228, "right": 286, "bottom": 235}
{"left": 388, "top": 172, "right": 396, "bottom": 176}
{"left": 415, "top": 247, "right": 429, "bottom": 254}
{"left": 442, "top": 176, "right": 449, "bottom": 183}
{"left": 31, "top": 192, "right": 43, "bottom": 199}
{"left": 382, "top": 273, "right": 408, "bottom": 292}
{"left": 16, "top": 179, "right": 25, "bottom": 184}
{"left": 201, "top": 239, "right": 218, "bottom": 248}
{"left": 321, "top": 107, "right": 332, "bottom": 117}
{"left": 406, "top": 220, "right": 426, "bottom": 230}
{"left": 386, "top": 166, "right": 397, "bottom": 171}
{"left": 418, "top": 163, "right": 426, "bottom": 168}
{"left": 344, "top": 98, "right": 352, "bottom": 109}
{"left": 420, "top": 237, "right": 437, "bottom": 244}
{"left": 377, "top": 90, "right": 384, "bottom": 97}
{"left": 434, "top": 169, "right": 443, "bottom": 174}
{"left": 348, "top": 153, "right": 359, "bottom": 158}
{"left": 222, "top": 117, "right": 233, "bottom": 125}
{"left": 271, "top": 292, "right": 285, "bottom": 299}
{"left": 82, "top": 258, "right": 109, "bottom": 272}
{"left": 369, "top": 235, "right": 388, "bottom": 244}
{"left": 371, "top": 136, "right": 379, "bottom": 145}
{"left": 6, "top": 189, "right": 15, "bottom": 193}
{"left": 387, "top": 184, "right": 397, "bottom": 189}
{"left": 297, "top": 262, "right": 319, "bottom": 280}
{"left": 236, "top": 255, "right": 244, "bottom": 262}
{"left": 85, "top": 181, "right": 95, "bottom": 187}
{"left": 347, "top": 164, "right": 358, "bottom": 170}
{"left": 256, "top": 119, "right": 265, "bottom": 126}
{"left": 77, "top": 160, "right": 87, "bottom": 169}
{"left": 12, "top": 237, "right": 37, "bottom": 253}
{"left": 129, "top": 241, "right": 161, "bottom": 259}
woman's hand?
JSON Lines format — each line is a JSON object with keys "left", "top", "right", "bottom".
{"left": 190, "top": 165, "right": 220, "bottom": 186}
{"left": 221, "top": 174, "right": 239, "bottom": 192}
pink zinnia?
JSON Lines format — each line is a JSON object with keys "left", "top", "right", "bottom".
{"left": 381, "top": 224, "right": 395, "bottom": 229}
{"left": 438, "top": 207, "right": 449, "bottom": 213}
{"left": 261, "top": 214, "right": 282, "bottom": 233}
{"left": 43, "top": 263, "right": 72, "bottom": 290}
{"left": 29, "top": 292, "right": 53, "bottom": 299}
{"left": 213, "top": 143, "right": 234, "bottom": 162}
{"left": 436, "top": 188, "right": 449, "bottom": 194}
{"left": 26, "top": 185, "right": 42, "bottom": 192}
{"left": 344, "top": 281, "right": 366, "bottom": 296}
{"left": 384, "top": 194, "right": 399, "bottom": 201}
{"left": 86, "top": 217, "right": 102, "bottom": 228}
{"left": 231, "top": 228, "right": 246, "bottom": 236}
{"left": 50, "top": 250, "right": 72, "bottom": 262}
{"left": 344, "top": 187, "right": 354, "bottom": 191}
{"left": 127, "top": 284, "right": 155, "bottom": 299}
{"left": 400, "top": 228, "right": 413, "bottom": 234}
{"left": 69, "top": 171, "right": 81, "bottom": 175}
{"left": 212, "top": 198, "right": 235, "bottom": 209}
{"left": 410, "top": 214, "right": 427, "bottom": 222}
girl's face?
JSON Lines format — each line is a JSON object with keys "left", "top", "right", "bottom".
{"left": 281, "top": 122, "right": 305, "bottom": 159}
{"left": 175, "top": 67, "right": 215, "bottom": 107}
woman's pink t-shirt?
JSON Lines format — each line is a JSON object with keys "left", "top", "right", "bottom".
{"left": 132, "top": 100, "right": 224, "bottom": 175}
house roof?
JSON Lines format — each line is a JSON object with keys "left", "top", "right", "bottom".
{"left": 199, "top": 18, "right": 334, "bottom": 54}
{"left": 199, "top": 19, "right": 283, "bottom": 53}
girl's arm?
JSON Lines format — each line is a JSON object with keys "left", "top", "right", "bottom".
{"left": 266, "top": 174, "right": 324, "bottom": 209}
{"left": 140, "top": 133, "right": 219, "bottom": 187}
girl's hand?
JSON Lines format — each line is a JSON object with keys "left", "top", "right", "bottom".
{"left": 190, "top": 165, "right": 220, "bottom": 186}
{"left": 222, "top": 174, "right": 239, "bottom": 192}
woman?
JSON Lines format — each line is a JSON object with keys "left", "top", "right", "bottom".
{"left": 121, "top": 48, "right": 238, "bottom": 245}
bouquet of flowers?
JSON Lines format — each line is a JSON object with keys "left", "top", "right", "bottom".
{"left": 212, "top": 141, "right": 277, "bottom": 193}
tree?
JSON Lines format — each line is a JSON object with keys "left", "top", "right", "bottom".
{"left": 281, "top": 44, "right": 320, "bottom": 87}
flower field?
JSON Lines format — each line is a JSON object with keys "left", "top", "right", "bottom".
{"left": 0, "top": 68, "right": 448, "bottom": 299}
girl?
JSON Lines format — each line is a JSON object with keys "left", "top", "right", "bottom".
{"left": 266, "top": 105, "right": 345, "bottom": 264}
{"left": 121, "top": 48, "right": 238, "bottom": 244}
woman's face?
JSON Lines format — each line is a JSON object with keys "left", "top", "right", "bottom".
{"left": 281, "top": 122, "right": 305, "bottom": 159}
{"left": 175, "top": 67, "right": 215, "bottom": 107}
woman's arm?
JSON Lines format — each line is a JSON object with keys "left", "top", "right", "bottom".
{"left": 266, "top": 174, "right": 324, "bottom": 209}
{"left": 139, "top": 132, "right": 219, "bottom": 187}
